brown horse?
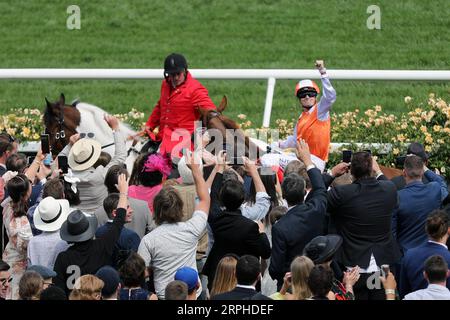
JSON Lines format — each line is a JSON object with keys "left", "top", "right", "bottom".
{"left": 43, "top": 93, "right": 80, "bottom": 155}
{"left": 199, "top": 96, "right": 266, "bottom": 160}
{"left": 379, "top": 165, "right": 403, "bottom": 179}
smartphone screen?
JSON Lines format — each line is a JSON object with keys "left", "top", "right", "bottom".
{"left": 342, "top": 150, "right": 352, "bottom": 163}
{"left": 41, "top": 134, "right": 50, "bottom": 154}
{"left": 58, "top": 155, "right": 69, "bottom": 174}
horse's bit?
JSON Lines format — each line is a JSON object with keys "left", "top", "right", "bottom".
{"left": 54, "top": 103, "right": 66, "bottom": 140}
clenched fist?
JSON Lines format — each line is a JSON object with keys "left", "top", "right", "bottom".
{"left": 315, "top": 60, "right": 326, "bottom": 75}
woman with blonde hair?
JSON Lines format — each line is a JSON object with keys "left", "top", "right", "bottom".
{"left": 270, "top": 256, "right": 314, "bottom": 300}
{"left": 69, "top": 275, "right": 104, "bottom": 300}
{"left": 209, "top": 254, "right": 238, "bottom": 299}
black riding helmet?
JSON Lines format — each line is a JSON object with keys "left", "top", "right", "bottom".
{"left": 164, "top": 53, "right": 188, "bottom": 77}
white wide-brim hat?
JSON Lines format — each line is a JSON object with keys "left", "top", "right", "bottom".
{"left": 68, "top": 138, "right": 102, "bottom": 171}
{"left": 34, "top": 197, "right": 71, "bottom": 232}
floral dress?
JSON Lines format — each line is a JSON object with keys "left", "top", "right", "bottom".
{"left": 2, "top": 198, "right": 33, "bottom": 300}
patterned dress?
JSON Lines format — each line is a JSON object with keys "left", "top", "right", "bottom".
{"left": 2, "top": 198, "right": 33, "bottom": 300}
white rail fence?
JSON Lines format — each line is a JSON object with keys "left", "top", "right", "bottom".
{"left": 1, "top": 69, "right": 449, "bottom": 128}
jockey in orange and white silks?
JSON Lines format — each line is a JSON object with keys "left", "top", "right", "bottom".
{"left": 278, "top": 60, "right": 336, "bottom": 163}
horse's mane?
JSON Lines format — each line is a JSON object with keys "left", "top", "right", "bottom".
{"left": 218, "top": 114, "right": 241, "bottom": 130}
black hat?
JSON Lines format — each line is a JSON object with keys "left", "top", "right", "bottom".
{"left": 164, "top": 53, "right": 187, "bottom": 75}
{"left": 60, "top": 210, "right": 98, "bottom": 243}
{"left": 303, "top": 235, "right": 343, "bottom": 264}
{"left": 407, "top": 142, "right": 429, "bottom": 161}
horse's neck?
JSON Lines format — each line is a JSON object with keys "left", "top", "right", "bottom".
{"left": 76, "top": 102, "right": 137, "bottom": 145}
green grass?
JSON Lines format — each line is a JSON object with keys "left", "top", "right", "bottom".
{"left": 0, "top": 0, "right": 449, "bottom": 126}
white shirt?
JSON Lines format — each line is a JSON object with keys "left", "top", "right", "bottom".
{"left": 404, "top": 284, "right": 450, "bottom": 300}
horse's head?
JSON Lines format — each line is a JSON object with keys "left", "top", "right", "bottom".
{"left": 43, "top": 93, "right": 81, "bottom": 155}
{"left": 199, "top": 96, "right": 265, "bottom": 160}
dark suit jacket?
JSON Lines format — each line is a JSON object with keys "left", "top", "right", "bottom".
{"left": 327, "top": 176, "right": 401, "bottom": 268}
{"left": 211, "top": 286, "right": 271, "bottom": 300}
{"left": 392, "top": 170, "right": 447, "bottom": 254}
{"left": 202, "top": 173, "right": 271, "bottom": 283}
{"left": 400, "top": 241, "right": 450, "bottom": 298}
{"left": 269, "top": 167, "right": 327, "bottom": 287}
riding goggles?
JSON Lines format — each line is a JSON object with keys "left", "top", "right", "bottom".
{"left": 297, "top": 91, "right": 318, "bottom": 99}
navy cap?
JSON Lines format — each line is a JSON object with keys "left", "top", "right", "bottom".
{"left": 27, "top": 265, "right": 57, "bottom": 279}
{"left": 95, "top": 266, "right": 120, "bottom": 297}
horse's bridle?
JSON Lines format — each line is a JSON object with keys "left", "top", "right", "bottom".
{"left": 203, "top": 110, "right": 222, "bottom": 128}
{"left": 45, "top": 103, "right": 67, "bottom": 144}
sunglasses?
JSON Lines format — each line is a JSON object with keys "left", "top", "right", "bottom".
{"left": 0, "top": 277, "right": 12, "bottom": 286}
{"left": 298, "top": 91, "right": 317, "bottom": 99}
{"left": 80, "top": 132, "right": 95, "bottom": 139}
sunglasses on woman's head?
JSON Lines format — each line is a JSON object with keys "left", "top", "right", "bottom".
{"left": 79, "top": 132, "right": 95, "bottom": 139}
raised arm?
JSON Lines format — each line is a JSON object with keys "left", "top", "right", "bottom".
{"left": 185, "top": 149, "right": 210, "bottom": 215}
{"left": 316, "top": 60, "right": 337, "bottom": 121}
{"left": 25, "top": 148, "right": 45, "bottom": 182}
{"left": 103, "top": 115, "right": 127, "bottom": 173}
{"left": 243, "top": 157, "right": 266, "bottom": 194}
{"left": 424, "top": 167, "right": 449, "bottom": 201}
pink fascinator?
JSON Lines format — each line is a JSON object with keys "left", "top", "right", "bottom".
{"left": 142, "top": 153, "right": 172, "bottom": 176}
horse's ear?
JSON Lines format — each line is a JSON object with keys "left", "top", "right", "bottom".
{"left": 59, "top": 93, "right": 66, "bottom": 106}
{"left": 45, "top": 97, "right": 51, "bottom": 108}
{"left": 218, "top": 95, "right": 227, "bottom": 113}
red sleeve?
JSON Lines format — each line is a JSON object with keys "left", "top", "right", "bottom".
{"left": 191, "top": 85, "right": 216, "bottom": 111}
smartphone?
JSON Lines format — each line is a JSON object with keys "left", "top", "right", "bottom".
{"left": 342, "top": 150, "right": 352, "bottom": 163}
{"left": 41, "top": 134, "right": 50, "bottom": 154}
{"left": 381, "top": 264, "right": 390, "bottom": 276}
{"left": 43, "top": 153, "right": 52, "bottom": 166}
{"left": 27, "top": 156, "right": 36, "bottom": 166}
{"left": 364, "top": 149, "right": 372, "bottom": 155}
{"left": 58, "top": 155, "right": 69, "bottom": 174}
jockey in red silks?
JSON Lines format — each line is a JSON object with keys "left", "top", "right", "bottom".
{"left": 144, "top": 53, "right": 216, "bottom": 159}
{"left": 277, "top": 60, "right": 336, "bottom": 166}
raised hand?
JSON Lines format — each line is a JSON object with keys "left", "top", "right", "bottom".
{"left": 296, "top": 139, "right": 313, "bottom": 167}
{"left": 69, "top": 133, "right": 81, "bottom": 146}
{"left": 104, "top": 114, "right": 119, "bottom": 131}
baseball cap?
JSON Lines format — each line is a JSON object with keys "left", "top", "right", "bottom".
{"left": 174, "top": 267, "right": 198, "bottom": 292}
